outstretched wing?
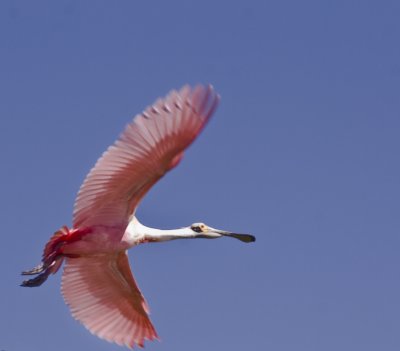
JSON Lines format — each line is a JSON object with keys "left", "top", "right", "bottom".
{"left": 73, "top": 85, "right": 219, "bottom": 229}
{"left": 62, "top": 251, "right": 157, "bottom": 348}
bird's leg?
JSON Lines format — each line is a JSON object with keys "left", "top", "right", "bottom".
{"left": 21, "top": 260, "right": 53, "bottom": 287}
{"left": 21, "top": 260, "right": 52, "bottom": 287}
{"left": 20, "top": 257, "right": 64, "bottom": 288}
{"left": 21, "top": 226, "right": 72, "bottom": 287}
{"left": 20, "top": 269, "right": 51, "bottom": 287}
{"left": 21, "top": 262, "right": 46, "bottom": 275}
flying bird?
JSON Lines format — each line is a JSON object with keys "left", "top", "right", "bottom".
{"left": 21, "top": 85, "right": 255, "bottom": 348}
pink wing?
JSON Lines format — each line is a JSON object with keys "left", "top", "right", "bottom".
{"left": 73, "top": 85, "right": 219, "bottom": 230}
{"left": 62, "top": 252, "right": 157, "bottom": 348}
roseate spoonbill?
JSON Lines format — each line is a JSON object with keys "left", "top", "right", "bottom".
{"left": 21, "top": 85, "right": 255, "bottom": 348}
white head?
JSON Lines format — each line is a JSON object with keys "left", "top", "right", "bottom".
{"left": 129, "top": 218, "right": 255, "bottom": 244}
{"left": 188, "top": 222, "right": 255, "bottom": 243}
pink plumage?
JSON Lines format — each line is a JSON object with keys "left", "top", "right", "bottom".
{"left": 62, "top": 252, "right": 156, "bottom": 348}
{"left": 22, "top": 84, "right": 254, "bottom": 348}
{"left": 73, "top": 85, "right": 218, "bottom": 230}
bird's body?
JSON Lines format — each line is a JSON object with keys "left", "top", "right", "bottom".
{"left": 22, "top": 85, "right": 255, "bottom": 348}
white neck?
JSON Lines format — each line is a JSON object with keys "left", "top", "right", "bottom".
{"left": 123, "top": 217, "right": 195, "bottom": 247}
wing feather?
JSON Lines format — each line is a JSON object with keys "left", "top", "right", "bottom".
{"left": 62, "top": 251, "right": 157, "bottom": 348}
{"left": 73, "top": 85, "right": 219, "bottom": 229}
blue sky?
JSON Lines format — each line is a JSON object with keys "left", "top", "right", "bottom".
{"left": 1, "top": 1, "right": 400, "bottom": 350}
